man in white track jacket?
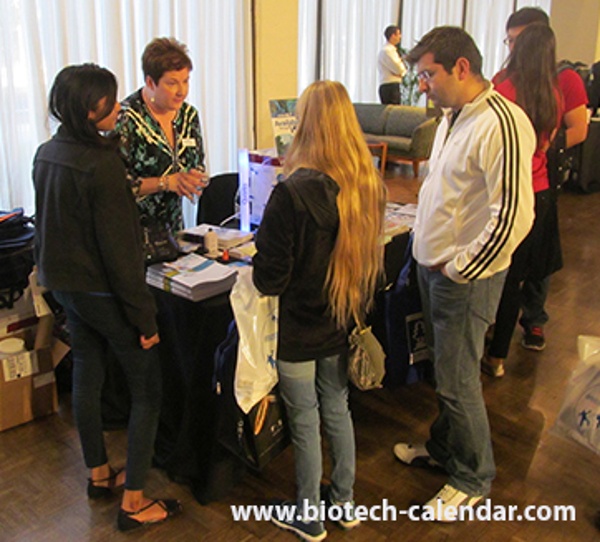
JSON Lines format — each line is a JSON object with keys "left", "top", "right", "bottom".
{"left": 392, "top": 27, "right": 535, "bottom": 522}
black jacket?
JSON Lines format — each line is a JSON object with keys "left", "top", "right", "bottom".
{"left": 253, "top": 168, "right": 348, "bottom": 361}
{"left": 33, "top": 126, "right": 157, "bottom": 337}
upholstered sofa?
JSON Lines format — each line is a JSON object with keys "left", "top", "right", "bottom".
{"left": 354, "top": 103, "right": 440, "bottom": 177}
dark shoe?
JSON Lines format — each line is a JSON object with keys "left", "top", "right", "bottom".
{"left": 522, "top": 326, "right": 546, "bottom": 351}
{"left": 87, "top": 467, "right": 124, "bottom": 500}
{"left": 320, "top": 484, "right": 360, "bottom": 530}
{"left": 270, "top": 499, "right": 327, "bottom": 541}
{"left": 117, "top": 499, "right": 182, "bottom": 532}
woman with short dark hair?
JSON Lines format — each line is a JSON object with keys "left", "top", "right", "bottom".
{"left": 116, "top": 37, "right": 208, "bottom": 232}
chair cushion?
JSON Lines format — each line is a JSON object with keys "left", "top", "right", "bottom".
{"left": 354, "top": 104, "right": 389, "bottom": 135}
{"left": 374, "top": 135, "right": 412, "bottom": 155}
{"left": 384, "top": 106, "right": 428, "bottom": 138}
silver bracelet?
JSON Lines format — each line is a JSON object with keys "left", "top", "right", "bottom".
{"left": 158, "top": 176, "right": 168, "bottom": 192}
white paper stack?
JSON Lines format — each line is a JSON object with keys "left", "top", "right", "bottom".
{"left": 384, "top": 202, "right": 417, "bottom": 240}
{"left": 146, "top": 253, "right": 238, "bottom": 302}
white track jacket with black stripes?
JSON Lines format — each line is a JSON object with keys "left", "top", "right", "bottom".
{"left": 413, "top": 83, "right": 536, "bottom": 284}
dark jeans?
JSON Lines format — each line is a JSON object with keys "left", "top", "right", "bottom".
{"left": 53, "top": 290, "right": 162, "bottom": 490}
{"left": 519, "top": 276, "right": 550, "bottom": 329}
{"left": 379, "top": 83, "right": 401, "bottom": 104}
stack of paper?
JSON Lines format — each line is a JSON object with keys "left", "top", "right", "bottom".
{"left": 146, "top": 253, "right": 238, "bottom": 302}
{"left": 384, "top": 202, "right": 417, "bottom": 240}
{"left": 179, "top": 224, "right": 254, "bottom": 250}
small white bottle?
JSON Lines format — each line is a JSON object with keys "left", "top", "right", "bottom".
{"left": 204, "top": 228, "right": 219, "bottom": 258}
{"left": 0, "top": 337, "right": 26, "bottom": 358}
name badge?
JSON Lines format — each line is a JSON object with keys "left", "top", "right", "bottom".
{"left": 182, "top": 137, "right": 196, "bottom": 148}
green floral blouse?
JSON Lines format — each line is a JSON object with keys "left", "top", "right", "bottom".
{"left": 115, "top": 89, "right": 205, "bottom": 232}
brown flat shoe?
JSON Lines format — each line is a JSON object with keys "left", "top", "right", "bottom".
{"left": 481, "top": 355, "right": 505, "bottom": 378}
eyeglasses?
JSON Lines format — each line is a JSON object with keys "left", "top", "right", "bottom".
{"left": 503, "top": 37, "right": 515, "bottom": 46}
{"left": 416, "top": 70, "right": 433, "bottom": 83}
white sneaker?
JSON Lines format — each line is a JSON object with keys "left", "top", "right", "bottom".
{"left": 422, "top": 484, "right": 483, "bottom": 522}
{"left": 393, "top": 442, "right": 443, "bottom": 470}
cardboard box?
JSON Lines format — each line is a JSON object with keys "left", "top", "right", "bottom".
{"left": 0, "top": 280, "right": 60, "bottom": 432}
{"left": 0, "top": 347, "right": 58, "bottom": 431}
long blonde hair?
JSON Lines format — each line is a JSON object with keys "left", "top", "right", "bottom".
{"left": 284, "top": 80, "right": 387, "bottom": 328}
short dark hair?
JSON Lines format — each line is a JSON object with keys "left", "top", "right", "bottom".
{"left": 384, "top": 25, "right": 400, "bottom": 41}
{"left": 49, "top": 63, "right": 118, "bottom": 147}
{"left": 142, "top": 37, "right": 193, "bottom": 84}
{"left": 506, "top": 7, "right": 549, "bottom": 31}
{"left": 406, "top": 26, "right": 483, "bottom": 76}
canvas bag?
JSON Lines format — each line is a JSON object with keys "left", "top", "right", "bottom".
{"left": 553, "top": 335, "right": 600, "bottom": 455}
{"left": 229, "top": 267, "right": 279, "bottom": 413}
{"left": 347, "top": 324, "right": 386, "bottom": 390}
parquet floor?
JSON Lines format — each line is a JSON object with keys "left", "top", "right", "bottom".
{"left": 1, "top": 163, "right": 600, "bottom": 541}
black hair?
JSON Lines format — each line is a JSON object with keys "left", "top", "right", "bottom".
{"left": 384, "top": 25, "right": 400, "bottom": 41}
{"left": 506, "top": 7, "right": 549, "bottom": 31}
{"left": 48, "top": 63, "right": 118, "bottom": 147}
{"left": 406, "top": 26, "right": 483, "bottom": 76}
{"left": 142, "top": 37, "right": 193, "bottom": 84}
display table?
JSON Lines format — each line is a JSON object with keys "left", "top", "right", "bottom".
{"left": 98, "top": 228, "right": 411, "bottom": 504}
{"left": 150, "top": 288, "right": 243, "bottom": 503}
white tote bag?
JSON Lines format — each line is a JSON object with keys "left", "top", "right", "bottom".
{"left": 229, "top": 267, "right": 279, "bottom": 414}
{"left": 553, "top": 335, "right": 600, "bottom": 455}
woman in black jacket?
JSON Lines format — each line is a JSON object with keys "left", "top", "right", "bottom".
{"left": 253, "top": 80, "right": 386, "bottom": 541}
{"left": 33, "top": 64, "right": 180, "bottom": 531}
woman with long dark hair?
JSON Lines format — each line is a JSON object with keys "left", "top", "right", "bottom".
{"left": 33, "top": 64, "right": 181, "bottom": 531}
{"left": 482, "top": 24, "right": 563, "bottom": 377}
{"left": 253, "top": 80, "right": 387, "bottom": 541}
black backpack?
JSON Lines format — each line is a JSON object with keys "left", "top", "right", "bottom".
{"left": 0, "top": 208, "right": 35, "bottom": 309}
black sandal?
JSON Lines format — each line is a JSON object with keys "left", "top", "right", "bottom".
{"left": 87, "top": 467, "right": 125, "bottom": 499}
{"left": 117, "top": 499, "right": 182, "bottom": 532}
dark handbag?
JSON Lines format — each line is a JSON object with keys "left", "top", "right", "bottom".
{"left": 383, "top": 234, "right": 432, "bottom": 387}
{"left": 213, "top": 322, "right": 290, "bottom": 471}
{"left": 0, "top": 208, "right": 35, "bottom": 309}
{"left": 347, "top": 325, "right": 386, "bottom": 391}
{"left": 141, "top": 218, "right": 179, "bottom": 265}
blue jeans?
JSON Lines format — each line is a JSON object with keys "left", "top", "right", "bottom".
{"left": 277, "top": 354, "right": 355, "bottom": 511}
{"left": 53, "top": 290, "right": 162, "bottom": 490}
{"left": 417, "top": 266, "right": 507, "bottom": 496}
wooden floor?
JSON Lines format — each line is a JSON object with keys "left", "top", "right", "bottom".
{"left": 2, "top": 163, "right": 600, "bottom": 541}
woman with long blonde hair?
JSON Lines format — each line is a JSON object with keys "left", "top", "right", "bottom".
{"left": 253, "top": 80, "right": 386, "bottom": 541}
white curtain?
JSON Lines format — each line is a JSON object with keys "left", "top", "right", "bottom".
{"left": 400, "top": 0, "right": 464, "bottom": 53}
{"left": 517, "top": 0, "right": 552, "bottom": 12}
{"left": 298, "top": 0, "right": 554, "bottom": 107}
{"left": 466, "top": 0, "right": 554, "bottom": 79}
{"left": 298, "top": 0, "right": 320, "bottom": 93}
{"left": 0, "top": 0, "right": 254, "bottom": 227}
{"left": 298, "top": 0, "right": 401, "bottom": 102}
{"left": 465, "top": 0, "right": 514, "bottom": 79}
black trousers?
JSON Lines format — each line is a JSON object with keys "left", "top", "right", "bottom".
{"left": 379, "top": 83, "right": 401, "bottom": 104}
